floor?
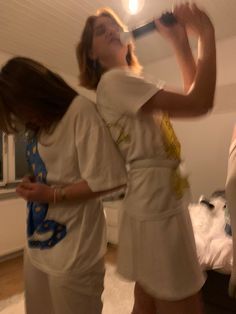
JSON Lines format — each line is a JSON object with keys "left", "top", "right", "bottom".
{"left": 0, "top": 255, "right": 24, "bottom": 301}
{"left": 0, "top": 244, "right": 117, "bottom": 302}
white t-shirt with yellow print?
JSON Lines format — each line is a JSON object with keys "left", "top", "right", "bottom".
{"left": 96, "top": 68, "right": 205, "bottom": 300}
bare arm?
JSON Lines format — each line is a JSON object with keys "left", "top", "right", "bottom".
{"left": 172, "top": 39, "right": 196, "bottom": 92}
{"left": 142, "top": 4, "right": 216, "bottom": 118}
{"left": 16, "top": 180, "right": 125, "bottom": 204}
{"left": 155, "top": 5, "right": 197, "bottom": 92}
{"left": 58, "top": 181, "right": 125, "bottom": 202}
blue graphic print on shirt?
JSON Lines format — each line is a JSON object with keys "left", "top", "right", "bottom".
{"left": 26, "top": 137, "right": 67, "bottom": 249}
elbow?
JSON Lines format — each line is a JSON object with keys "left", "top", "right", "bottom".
{"left": 191, "top": 107, "right": 210, "bottom": 117}
{"left": 202, "top": 94, "right": 215, "bottom": 113}
{"left": 194, "top": 104, "right": 213, "bottom": 117}
{"left": 188, "top": 92, "right": 215, "bottom": 117}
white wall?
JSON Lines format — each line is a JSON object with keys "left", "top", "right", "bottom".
{"left": 0, "top": 197, "right": 26, "bottom": 257}
{"left": 144, "top": 36, "right": 236, "bottom": 201}
{"left": 172, "top": 113, "right": 235, "bottom": 201}
{"left": 60, "top": 72, "right": 96, "bottom": 102}
{"left": 0, "top": 51, "right": 12, "bottom": 66}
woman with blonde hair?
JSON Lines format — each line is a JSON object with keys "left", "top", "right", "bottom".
{"left": 77, "top": 3, "right": 216, "bottom": 314}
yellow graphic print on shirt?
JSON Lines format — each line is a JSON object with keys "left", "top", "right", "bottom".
{"left": 160, "top": 113, "right": 189, "bottom": 199}
{"left": 105, "top": 116, "right": 130, "bottom": 145}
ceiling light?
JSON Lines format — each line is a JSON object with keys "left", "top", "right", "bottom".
{"left": 122, "top": 0, "right": 145, "bottom": 15}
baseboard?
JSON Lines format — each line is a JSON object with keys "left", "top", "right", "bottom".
{"left": 0, "top": 249, "right": 24, "bottom": 263}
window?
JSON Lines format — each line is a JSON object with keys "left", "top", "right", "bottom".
{"left": 0, "top": 132, "right": 3, "bottom": 182}
{"left": 15, "top": 134, "right": 29, "bottom": 180}
{"left": 0, "top": 131, "right": 8, "bottom": 186}
{"left": 0, "top": 132, "right": 28, "bottom": 187}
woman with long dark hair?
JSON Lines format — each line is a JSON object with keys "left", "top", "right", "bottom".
{"left": 0, "top": 56, "right": 126, "bottom": 314}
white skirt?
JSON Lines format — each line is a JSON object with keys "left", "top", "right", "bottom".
{"left": 117, "top": 208, "right": 205, "bottom": 301}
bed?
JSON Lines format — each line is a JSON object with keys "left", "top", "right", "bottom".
{"left": 189, "top": 191, "right": 236, "bottom": 313}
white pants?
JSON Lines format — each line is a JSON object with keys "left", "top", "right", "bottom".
{"left": 24, "top": 253, "right": 105, "bottom": 314}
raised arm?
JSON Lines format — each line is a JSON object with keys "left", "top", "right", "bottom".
{"left": 142, "top": 3, "right": 216, "bottom": 118}
{"left": 155, "top": 4, "right": 197, "bottom": 92}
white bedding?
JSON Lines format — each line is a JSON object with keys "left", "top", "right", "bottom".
{"left": 189, "top": 196, "right": 233, "bottom": 274}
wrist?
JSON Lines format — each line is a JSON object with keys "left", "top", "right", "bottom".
{"left": 48, "top": 187, "right": 55, "bottom": 203}
{"left": 52, "top": 187, "right": 67, "bottom": 204}
{"left": 59, "top": 187, "right": 67, "bottom": 202}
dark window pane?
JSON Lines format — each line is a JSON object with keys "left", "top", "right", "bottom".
{"left": 15, "top": 134, "right": 29, "bottom": 180}
{"left": 0, "top": 132, "right": 3, "bottom": 181}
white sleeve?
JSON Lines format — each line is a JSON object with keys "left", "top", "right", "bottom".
{"left": 75, "top": 100, "right": 127, "bottom": 192}
{"left": 97, "top": 69, "right": 162, "bottom": 115}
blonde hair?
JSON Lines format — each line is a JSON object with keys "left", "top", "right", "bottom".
{"left": 76, "top": 7, "right": 142, "bottom": 90}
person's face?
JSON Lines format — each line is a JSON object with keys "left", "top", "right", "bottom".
{"left": 90, "top": 15, "right": 128, "bottom": 70}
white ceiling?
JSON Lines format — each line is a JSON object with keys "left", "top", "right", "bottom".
{"left": 0, "top": 0, "right": 236, "bottom": 77}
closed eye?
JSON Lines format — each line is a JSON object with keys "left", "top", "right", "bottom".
{"left": 94, "top": 25, "right": 106, "bottom": 36}
{"left": 94, "top": 21, "right": 122, "bottom": 37}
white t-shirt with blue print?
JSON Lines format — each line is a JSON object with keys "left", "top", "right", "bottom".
{"left": 25, "top": 95, "right": 127, "bottom": 275}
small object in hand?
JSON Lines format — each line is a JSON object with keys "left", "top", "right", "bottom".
{"left": 159, "top": 12, "right": 177, "bottom": 26}
{"left": 120, "top": 12, "right": 177, "bottom": 44}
